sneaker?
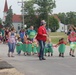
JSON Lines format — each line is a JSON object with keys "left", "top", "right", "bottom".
{"left": 8, "top": 53, "right": 10, "bottom": 57}
{"left": 24, "top": 53, "right": 26, "bottom": 56}
{"left": 11, "top": 55, "right": 14, "bottom": 57}
{"left": 59, "top": 53, "right": 61, "bottom": 57}
{"left": 45, "top": 54, "right": 47, "bottom": 56}
{"left": 48, "top": 55, "right": 50, "bottom": 57}
{"left": 72, "top": 55, "right": 75, "bottom": 57}
{"left": 69, "top": 52, "right": 72, "bottom": 56}
{"left": 62, "top": 55, "right": 64, "bottom": 58}
{"left": 42, "top": 58, "right": 46, "bottom": 60}
{"left": 39, "top": 58, "right": 42, "bottom": 60}
{"left": 62, "top": 53, "right": 64, "bottom": 58}
{"left": 51, "top": 54, "right": 53, "bottom": 56}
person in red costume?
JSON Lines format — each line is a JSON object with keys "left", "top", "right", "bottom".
{"left": 36, "top": 20, "right": 47, "bottom": 60}
{"left": 56, "top": 38, "right": 67, "bottom": 57}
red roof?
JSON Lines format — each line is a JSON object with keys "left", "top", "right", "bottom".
{"left": 53, "top": 14, "right": 61, "bottom": 22}
{"left": 4, "top": 0, "right": 8, "bottom": 12}
{"left": 12, "top": 14, "right": 22, "bottom": 22}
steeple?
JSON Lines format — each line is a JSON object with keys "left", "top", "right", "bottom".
{"left": 4, "top": 0, "right": 8, "bottom": 12}
{"left": 3, "top": 0, "right": 8, "bottom": 22}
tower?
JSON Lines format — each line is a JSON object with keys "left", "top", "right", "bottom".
{"left": 3, "top": 0, "right": 8, "bottom": 21}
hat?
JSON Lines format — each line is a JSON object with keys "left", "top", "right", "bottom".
{"left": 40, "top": 20, "right": 46, "bottom": 25}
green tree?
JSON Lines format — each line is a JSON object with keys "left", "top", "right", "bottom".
{"left": 5, "top": 6, "right": 13, "bottom": 27}
{"left": 57, "top": 12, "right": 76, "bottom": 26}
{"left": 34, "top": 0, "right": 56, "bottom": 26}
{"left": 23, "top": 0, "right": 56, "bottom": 29}
{"left": 66, "top": 12, "right": 76, "bottom": 26}
{"left": 24, "top": 0, "right": 38, "bottom": 28}
{"left": 0, "top": 18, "right": 2, "bottom": 25}
{"left": 57, "top": 13, "right": 67, "bottom": 24}
{"left": 49, "top": 16, "right": 59, "bottom": 32}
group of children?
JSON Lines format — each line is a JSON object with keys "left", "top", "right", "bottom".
{"left": 15, "top": 25, "right": 76, "bottom": 58}
{"left": 16, "top": 37, "right": 39, "bottom": 56}
{"left": 44, "top": 38, "right": 67, "bottom": 57}
{"left": 16, "top": 36, "right": 69, "bottom": 58}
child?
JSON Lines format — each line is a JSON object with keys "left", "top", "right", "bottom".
{"left": 32, "top": 39, "right": 38, "bottom": 55}
{"left": 69, "top": 30, "right": 76, "bottom": 57}
{"left": 26, "top": 38, "right": 32, "bottom": 55}
{"left": 56, "top": 38, "right": 67, "bottom": 57}
{"left": 22, "top": 34, "right": 28, "bottom": 56}
{"left": 16, "top": 37, "right": 23, "bottom": 55}
{"left": 45, "top": 38, "right": 54, "bottom": 57}
{"left": 70, "top": 42, "right": 76, "bottom": 57}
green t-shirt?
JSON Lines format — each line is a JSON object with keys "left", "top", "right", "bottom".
{"left": 27, "top": 29, "right": 36, "bottom": 39}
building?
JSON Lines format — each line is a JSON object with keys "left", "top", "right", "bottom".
{"left": 3, "top": 0, "right": 22, "bottom": 32}
{"left": 53, "top": 14, "right": 68, "bottom": 32}
{"left": 12, "top": 14, "right": 22, "bottom": 32}
{"left": 3, "top": 0, "right": 8, "bottom": 22}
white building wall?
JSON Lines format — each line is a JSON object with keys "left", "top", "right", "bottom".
{"left": 57, "top": 22, "right": 67, "bottom": 32}
{"left": 13, "top": 22, "right": 22, "bottom": 33}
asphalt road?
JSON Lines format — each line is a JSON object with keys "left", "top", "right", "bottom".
{"left": 0, "top": 44, "right": 76, "bottom": 75}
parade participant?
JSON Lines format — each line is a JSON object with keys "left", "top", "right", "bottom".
{"left": 8, "top": 28, "right": 16, "bottom": 57}
{"left": 16, "top": 37, "right": 23, "bottom": 55}
{"left": 56, "top": 38, "right": 67, "bottom": 57}
{"left": 45, "top": 38, "right": 54, "bottom": 57}
{"left": 22, "top": 34, "right": 28, "bottom": 56}
{"left": 32, "top": 39, "right": 38, "bottom": 55}
{"left": 19, "top": 29, "right": 25, "bottom": 43}
{"left": 36, "top": 20, "right": 47, "bottom": 60}
{"left": 26, "top": 26, "right": 36, "bottom": 41}
{"left": 25, "top": 38, "right": 32, "bottom": 55}
{"left": 0, "top": 28, "right": 5, "bottom": 43}
{"left": 67, "top": 25, "right": 74, "bottom": 56}
{"left": 67, "top": 25, "right": 76, "bottom": 57}
{"left": 0, "top": 31, "right": 2, "bottom": 43}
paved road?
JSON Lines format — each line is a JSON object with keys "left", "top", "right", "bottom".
{"left": 0, "top": 44, "right": 76, "bottom": 75}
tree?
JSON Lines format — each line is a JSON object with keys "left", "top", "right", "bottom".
{"left": 57, "top": 12, "right": 76, "bottom": 26}
{"left": 34, "top": 0, "right": 56, "bottom": 24}
{"left": 57, "top": 13, "right": 67, "bottom": 24}
{"left": 5, "top": 6, "right": 13, "bottom": 27}
{"left": 23, "top": 0, "right": 56, "bottom": 29}
{"left": 23, "top": 0, "right": 38, "bottom": 28}
{"left": 49, "top": 16, "right": 59, "bottom": 32}
{"left": 66, "top": 12, "right": 76, "bottom": 26}
{"left": 0, "top": 18, "right": 2, "bottom": 25}
{"left": 0, "top": 18, "right": 3, "bottom": 29}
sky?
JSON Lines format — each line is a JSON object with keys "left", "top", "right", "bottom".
{"left": 0, "top": 0, "right": 76, "bottom": 19}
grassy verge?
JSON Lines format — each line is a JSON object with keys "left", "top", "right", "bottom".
{"left": 48, "top": 32, "right": 67, "bottom": 44}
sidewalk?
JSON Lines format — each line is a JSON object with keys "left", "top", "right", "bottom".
{"left": 0, "top": 44, "right": 24, "bottom": 75}
{"left": 0, "top": 60, "right": 24, "bottom": 75}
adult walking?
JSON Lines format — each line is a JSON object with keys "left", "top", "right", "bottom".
{"left": 26, "top": 26, "right": 37, "bottom": 41}
{"left": 8, "top": 28, "right": 16, "bottom": 57}
{"left": 36, "top": 20, "right": 47, "bottom": 60}
{"left": 19, "top": 29, "right": 25, "bottom": 43}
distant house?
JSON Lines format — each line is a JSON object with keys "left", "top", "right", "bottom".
{"left": 53, "top": 14, "right": 68, "bottom": 32}
{"left": 3, "top": 0, "right": 22, "bottom": 32}
{"left": 12, "top": 14, "right": 22, "bottom": 31}
{"left": 56, "top": 22, "right": 67, "bottom": 33}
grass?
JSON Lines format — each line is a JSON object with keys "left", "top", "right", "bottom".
{"left": 48, "top": 32, "right": 67, "bottom": 44}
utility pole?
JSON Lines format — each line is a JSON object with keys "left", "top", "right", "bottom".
{"left": 64, "top": 15, "right": 65, "bottom": 32}
{"left": 18, "top": 0, "right": 25, "bottom": 28}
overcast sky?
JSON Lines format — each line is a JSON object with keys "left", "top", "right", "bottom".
{"left": 0, "top": 0, "right": 76, "bottom": 19}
